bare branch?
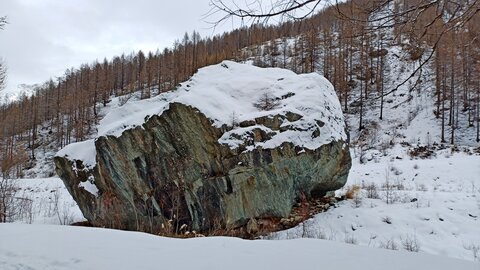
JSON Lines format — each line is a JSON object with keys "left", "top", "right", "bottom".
{"left": 207, "top": 0, "right": 325, "bottom": 25}
{"left": 0, "top": 17, "right": 7, "bottom": 91}
{"left": 0, "top": 60, "right": 6, "bottom": 91}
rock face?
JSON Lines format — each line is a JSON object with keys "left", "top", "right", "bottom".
{"left": 54, "top": 61, "right": 351, "bottom": 233}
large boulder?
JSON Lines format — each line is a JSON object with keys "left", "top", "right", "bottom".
{"left": 55, "top": 61, "right": 351, "bottom": 233}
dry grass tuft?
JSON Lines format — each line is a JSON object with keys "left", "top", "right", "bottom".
{"left": 345, "top": 185, "right": 362, "bottom": 200}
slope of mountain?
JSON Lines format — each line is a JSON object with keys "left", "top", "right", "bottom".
{"left": 0, "top": 83, "right": 37, "bottom": 104}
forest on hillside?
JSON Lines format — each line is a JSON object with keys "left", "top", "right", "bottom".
{"left": 0, "top": 0, "right": 479, "bottom": 179}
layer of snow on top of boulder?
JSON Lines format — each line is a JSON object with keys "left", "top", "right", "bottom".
{"left": 56, "top": 61, "right": 347, "bottom": 165}
{"left": 56, "top": 139, "right": 96, "bottom": 168}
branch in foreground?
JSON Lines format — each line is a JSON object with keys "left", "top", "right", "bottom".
{"left": 206, "top": 0, "right": 325, "bottom": 25}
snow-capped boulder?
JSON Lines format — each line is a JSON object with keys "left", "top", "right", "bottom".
{"left": 54, "top": 61, "right": 351, "bottom": 232}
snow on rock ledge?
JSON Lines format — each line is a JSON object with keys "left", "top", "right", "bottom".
{"left": 54, "top": 61, "right": 351, "bottom": 233}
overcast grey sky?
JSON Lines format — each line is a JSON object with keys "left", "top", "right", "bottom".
{"left": 0, "top": 0, "right": 239, "bottom": 94}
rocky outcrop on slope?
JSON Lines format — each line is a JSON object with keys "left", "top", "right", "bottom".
{"left": 55, "top": 61, "right": 351, "bottom": 233}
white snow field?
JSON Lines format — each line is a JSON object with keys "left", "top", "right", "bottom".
{"left": 13, "top": 178, "right": 83, "bottom": 225}
{"left": 270, "top": 147, "right": 480, "bottom": 262}
{"left": 1, "top": 223, "right": 478, "bottom": 270}
{"left": 9, "top": 147, "right": 480, "bottom": 264}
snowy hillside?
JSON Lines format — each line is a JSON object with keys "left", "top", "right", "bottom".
{"left": 7, "top": 178, "right": 83, "bottom": 225}
{"left": 269, "top": 147, "right": 480, "bottom": 262}
{"left": 0, "top": 83, "right": 37, "bottom": 104}
{"left": 1, "top": 223, "right": 478, "bottom": 270}
{"left": 239, "top": 3, "right": 479, "bottom": 148}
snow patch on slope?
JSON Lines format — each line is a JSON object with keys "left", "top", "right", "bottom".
{"left": 12, "top": 178, "right": 84, "bottom": 225}
{"left": 0, "top": 84, "right": 37, "bottom": 104}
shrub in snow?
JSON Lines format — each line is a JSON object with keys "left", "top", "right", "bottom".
{"left": 230, "top": 111, "right": 239, "bottom": 127}
{"left": 254, "top": 91, "right": 280, "bottom": 111}
{"left": 401, "top": 234, "right": 420, "bottom": 252}
{"left": 382, "top": 171, "right": 397, "bottom": 204}
{"left": 389, "top": 165, "right": 402, "bottom": 176}
{"left": 382, "top": 216, "right": 392, "bottom": 225}
{"left": 352, "top": 193, "right": 363, "bottom": 208}
{"left": 0, "top": 178, "right": 34, "bottom": 223}
{"left": 416, "top": 184, "right": 428, "bottom": 192}
{"left": 363, "top": 182, "right": 380, "bottom": 199}
{"left": 344, "top": 234, "right": 358, "bottom": 245}
{"left": 379, "top": 238, "right": 399, "bottom": 250}
{"left": 463, "top": 243, "right": 480, "bottom": 262}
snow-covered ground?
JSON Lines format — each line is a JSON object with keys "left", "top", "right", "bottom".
{"left": 270, "top": 146, "right": 480, "bottom": 262}
{"left": 1, "top": 223, "right": 478, "bottom": 270}
{"left": 10, "top": 178, "right": 83, "bottom": 225}
{"left": 9, "top": 145, "right": 480, "bottom": 263}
